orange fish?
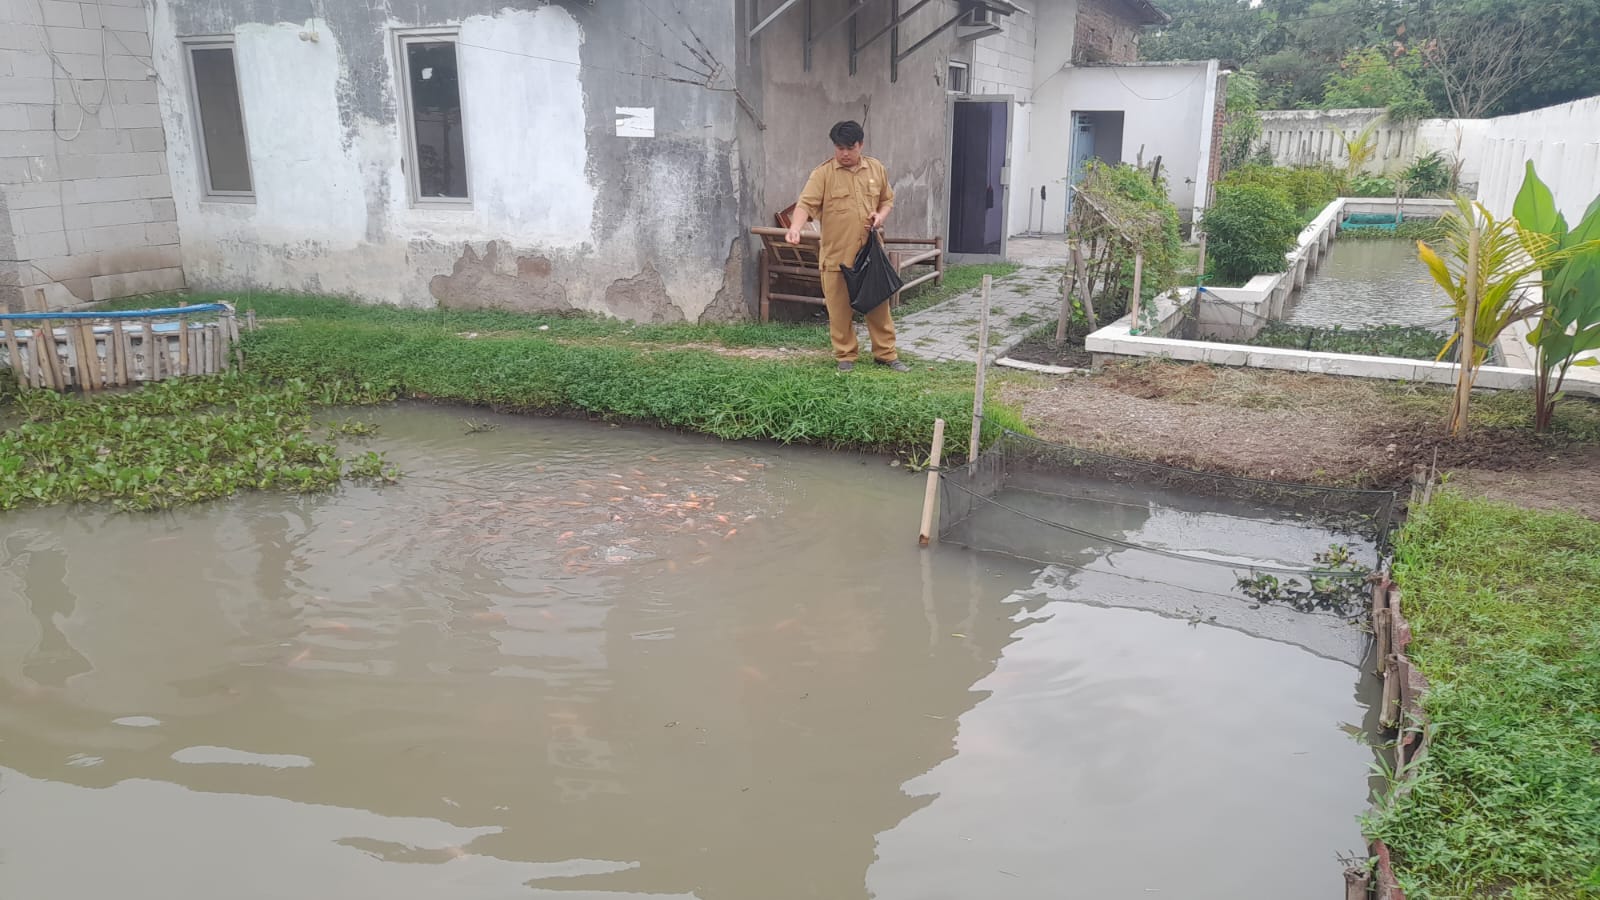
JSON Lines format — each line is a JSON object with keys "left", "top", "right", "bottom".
{"left": 289, "top": 647, "right": 312, "bottom": 665}
{"left": 716, "top": 515, "right": 730, "bottom": 524}
{"left": 724, "top": 529, "right": 738, "bottom": 540}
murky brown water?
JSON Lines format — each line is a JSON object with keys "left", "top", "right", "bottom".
{"left": 0, "top": 407, "right": 1373, "bottom": 899}
{"left": 1285, "top": 238, "right": 1451, "bottom": 329}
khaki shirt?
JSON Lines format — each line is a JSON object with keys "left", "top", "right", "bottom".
{"left": 796, "top": 156, "right": 895, "bottom": 271}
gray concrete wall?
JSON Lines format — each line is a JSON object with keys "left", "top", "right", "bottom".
{"left": 150, "top": 0, "right": 751, "bottom": 321}
{"left": 0, "top": 0, "right": 184, "bottom": 312}
{"left": 754, "top": 0, "right": 966, "bottom": 244}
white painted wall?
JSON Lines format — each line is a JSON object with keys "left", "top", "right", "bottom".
{"left": 1258, "top": 95, "right": 1600, "bottom": 223}
{"left": 1026, "top": 62, "right": 1217, "bottom": 233}
{"left": 1472, "top": 95, "right": 1600, "bottom": 224}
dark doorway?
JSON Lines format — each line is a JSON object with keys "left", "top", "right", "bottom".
{"left": 948, "top": 100, "right": 1009, "bottom": 256}
{"left": 1065, "top": 110, "right": 1125, "bottom": 220}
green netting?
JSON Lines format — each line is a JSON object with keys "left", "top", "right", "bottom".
{"left": 937, "top": 430, "right": 1397, "bottom": 619}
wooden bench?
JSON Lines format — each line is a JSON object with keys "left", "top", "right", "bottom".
{"left": 750, "top": 206, "right": 944, "bottom": 322}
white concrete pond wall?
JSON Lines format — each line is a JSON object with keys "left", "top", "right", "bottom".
{"left": 1084, "top": 197, "right": 1600, "bottom": 399}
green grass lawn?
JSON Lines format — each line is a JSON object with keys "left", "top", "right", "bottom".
{"left": 1368, "top": 491, "right": 1600, "bottom": 897}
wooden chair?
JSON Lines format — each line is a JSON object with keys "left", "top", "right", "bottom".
{"left": 752, "top": 205, "right": 945, "bottom": 322}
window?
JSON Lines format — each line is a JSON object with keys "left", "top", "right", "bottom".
{"left": 399, "top": 32, "right": 469, "bottom": 203}
{"left": 185, "top": 41, "right": 253, "bottom": 197}
{"left": 947, "top": 61, "right": 969, "bottom": 94}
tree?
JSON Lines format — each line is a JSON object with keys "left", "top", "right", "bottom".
{"left": 1218, "top": 71, "right": 1265, "bottom": 175}
{"left": 1321, "top": 46, "right": 1433, "bottom": 119}
{"left": 1418, "top": 196, "right": 1554, "bottom": 436}
{"left": 1414, "top": 3, "right": 1562, "bottom": 118}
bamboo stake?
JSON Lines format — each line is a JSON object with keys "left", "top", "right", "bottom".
{"left": 114, "top": 323, "right": 129, "bottom": 386}
{"left": 37, "top": 322, "right": 63, "bottom": 391}
{"left": 918, "top": 418, "right": 946, "bottom": 547}
{"left": 1129, "top": 251, "right": 1145, "bottom": 335}
{"left": 139, "top": 322, "right": 155, "bottom": 381}
{"left": 970, "top": 275, "right": 992, "bottom": 464}
{"left": 124, "top": 325, "right": 137, "bottom": 384}
{"left": 1195, "top": 230, "right": 1208, "bottom": 283}
{"left": 75, "top": 321, "right": 98, "bottom": 391}
{"left": 203, "top": 325, "right": 213, "bottom": 374}
{"left": 3, "top": 322, "right": 27, "bottom": 390}
{"left": 245, "top": 309, "right": 257, "bottom": 332}
{"left": 177, "top": 314, "right": 189, "bottom": 377}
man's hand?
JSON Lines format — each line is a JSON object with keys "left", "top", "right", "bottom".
{"left": 868, "top": 210, "right": 887, "bottom": 231}
{"left": 785, "top": 226, "right": 802, "bottom": 244}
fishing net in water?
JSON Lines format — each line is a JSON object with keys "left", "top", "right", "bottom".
{"left": 937, "top": 431, "right": 1397, "bottom": 638}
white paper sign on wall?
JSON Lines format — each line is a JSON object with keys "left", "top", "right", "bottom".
{"left": 616, "top": 107, "right": 656, "bottom": 138}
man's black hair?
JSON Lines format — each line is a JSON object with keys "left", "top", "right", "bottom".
{"left": 829, "top": 120, "right": 865, "bottom": 148}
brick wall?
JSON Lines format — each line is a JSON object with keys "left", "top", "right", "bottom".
{"left": 1073, "top": 0, "right": 1141, "bottom": 64}
{"left": 0, "top": 0, "right": 183, "bottom": 312}
{"left": 1205, "top": 69, "right": 1226, "bottom": 210}
{"left": 970, "top": 10, "right": 1037, "bottom": 102}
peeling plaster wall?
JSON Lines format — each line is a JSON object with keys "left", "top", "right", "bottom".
{"left": 151, "top": 0, "right": 746, "bottom": 321}
{"left": 754, "top": 0, "right": 964, "bottom": 245}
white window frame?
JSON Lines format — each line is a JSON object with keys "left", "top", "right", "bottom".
{"left": 183, "top": 37, "right": 255, "bottom": 202}
{"left": 947, "top": 60, "right": 970, "bottom": 95}
{"left": 395, "top": 28, "right": 473, "bottom": 208}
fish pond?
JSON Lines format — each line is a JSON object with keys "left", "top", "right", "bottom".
{"left": 0, "top": 406, "right": 1375, "bottom": 899}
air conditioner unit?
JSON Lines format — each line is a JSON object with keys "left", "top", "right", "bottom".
{"left": 956, "top": 5, "right": 1002, "bottom": 40}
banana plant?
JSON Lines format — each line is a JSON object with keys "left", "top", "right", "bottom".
{"left": 1417, "top": 195, "right": 1562, "bottom": 436}
{"left": 1513, "top": 161, "right": 1600, "bottom": 433}
{"left": 1333, "top": 116, "right": 1383, "bottom": 179}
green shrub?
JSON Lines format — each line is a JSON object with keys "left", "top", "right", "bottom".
{"left": 1202, "top": 184, "right": 1302, "bottom": 282}
{"left": 1400, "top": 150, "right": 1454, "bottom": 196}
{"left": 1349, "top": 174, "right": 1397, "bottom": 197}
{"left": 1092, "top": 162, "right": 1183, "bottom": 311}
{"left": 1220, "top": 164, "right": 1345, "bottom": 220}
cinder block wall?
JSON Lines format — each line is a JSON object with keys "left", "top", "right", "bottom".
{"left": 0, "top": 0, "right": 183, "bottom": 312}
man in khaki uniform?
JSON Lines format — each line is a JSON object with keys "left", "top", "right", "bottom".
{"left": 785, "top": 121, "right": 909, "bottom": 373}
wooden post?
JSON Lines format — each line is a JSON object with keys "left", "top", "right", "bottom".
{"left": 970, "top": 275, "right": 991, "bottom": 464}
{"left": 3, "top": 321, "right": 26, "bottom": 390}
{"left": 1195, "top": 230, "right": 1208, "bottom": 284}
{"left": 245, "top": 309, "right": 257, "bottom": 332}
{"left": 918, "top": 417, "right": 946, "bottom": 547}
{"left": 1129, "top": 251, "right": 1145, "bottom": 335}
{"left": 1054, "top": 238, "right": 1075, "bottom": 345}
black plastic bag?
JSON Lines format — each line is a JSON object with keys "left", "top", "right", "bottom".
{"left": 842, "top": 231, "right": 904, "bottom": 315}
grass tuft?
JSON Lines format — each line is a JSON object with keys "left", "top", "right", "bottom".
{"left": 1368, "top": 491, "right": 1600, "bottom": 898}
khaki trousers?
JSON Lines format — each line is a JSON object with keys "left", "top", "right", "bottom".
{"left": 820, "top": 269, "right": 898, "bottom": 363}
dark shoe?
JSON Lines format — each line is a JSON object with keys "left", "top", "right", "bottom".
{"left": 836, "top": 360, "right": 855, "bottom": 372}
{"left": 876, "top": 359, "right": 911, "bottom": 373}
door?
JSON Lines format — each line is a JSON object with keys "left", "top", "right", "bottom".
{"left": 948, "top": 99, "right": 1010, "bottom": 257}
{"left": 1066, "top": 111, "right": 1124, "bottom": 220}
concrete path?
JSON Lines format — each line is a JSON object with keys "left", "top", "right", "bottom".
{"left": 894, "top": 236, "right": 1068, "bottom": 364}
